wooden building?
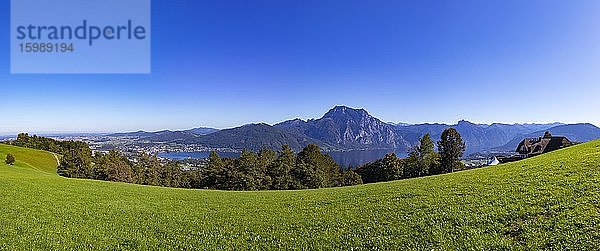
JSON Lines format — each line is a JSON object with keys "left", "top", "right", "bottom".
{"left": 516, "top": 132, "right": 572, "bottom": 157}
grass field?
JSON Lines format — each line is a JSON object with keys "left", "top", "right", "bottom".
{"left": 1, "top": 142, "right": 599, "bottom": 250}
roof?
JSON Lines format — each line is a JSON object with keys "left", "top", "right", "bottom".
{"left": 516, "top": 135, "right": 572, "bottom": 155}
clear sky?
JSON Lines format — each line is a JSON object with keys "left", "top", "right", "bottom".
{"left": 1, "top": 0, "right": 599, "bottom": 134}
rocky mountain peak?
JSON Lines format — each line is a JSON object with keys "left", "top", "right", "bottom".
{"left": 457, "top": 120, "right": 478, "bottom": 127}
{"left": 322, "top": 106, "right": 370, "bottom": 120}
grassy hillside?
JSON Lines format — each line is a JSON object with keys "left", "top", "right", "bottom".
{"left": 1, "top": 142, "right": 599, "bottom": 250}
{"left": 0, "top": 144, "right": 58, "bottom": 174}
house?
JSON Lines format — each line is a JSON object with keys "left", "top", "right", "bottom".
{"left": 516, "top": 132, "right": 572, "bottom": 157}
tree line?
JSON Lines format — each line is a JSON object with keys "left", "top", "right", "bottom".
{"left": 357, "top": 128, "right": 466, "bottom": 183}
{"left": 8, "top": 128, "right": 466, "bottom": 190}
{"left": 10, "top": 133, "right": 362, "bottom": 190}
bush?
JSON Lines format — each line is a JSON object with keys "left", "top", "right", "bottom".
{"left": 5, "top": 153, "right": 15, "bottom": 165}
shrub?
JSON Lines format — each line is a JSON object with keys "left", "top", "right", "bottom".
{"left": 5, "top": 153, "right": 15, "bottom": 165}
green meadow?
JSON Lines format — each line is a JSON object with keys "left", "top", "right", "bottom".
{"left": 1, "top": 142, "right": 599, "bottom": 250}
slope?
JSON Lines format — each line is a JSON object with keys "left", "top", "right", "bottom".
{"left": 0, "top": 142, "right": 599, "bottom": 249}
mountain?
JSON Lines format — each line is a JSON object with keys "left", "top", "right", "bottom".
{"left": 189, "top": 106, "right": 411, "bottom": 151}
{"left": 520, "top": 122, "right": 565, "bottom": 132}
{"left": 184, "top": 127, "right": 220, "bottom": 135}
{"left": 388, "top": 122, "right": 411, "bottom": 127}
{"left": 395, "top": 123, "right": 449, "bottom": 144}
{"left": 108, "top": 127, "right": 219, "bottom": 143}
{"left": 497, "top": 123, "right": 600, "bottom": 151}
{"left": 108, "top": 130, "right": 157, "bottom": 138}
{"left": 144, "top": 130, "right": 199, "bottom": 142}
{"left": 396, "top": 121, "right": 570, "bottom": 154}
{"left": 107, "top": 106, "right": 598, "bottom": 155}
{"left": 188, "top": 123, "right": 327, "bottom": 151}
{"left": 275, "top": 106, "right": 410, "bottom": 150}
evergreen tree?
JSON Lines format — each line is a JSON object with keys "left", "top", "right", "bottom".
{"left": 134, "top": 153, "right": 162, "bottom": 186}
{"left": 257, "top": 148, "right": 276, "bottom": 188}
{"left": 201, "top": 151, "right": 224, "bottom": 188}
{"left": 437, "top": 128, "right": 466, "bottom": 174}
{"left": 233, "top": 149, "right": 257, "bottom": 190}
{"left": 268, "top": 145, "right": 297, "bottom": 190}
{"left": 257, "top": 148, "right": 277, "bottom": 168}
{"left": 12, "top": 133, "right": 61, "bottom": 154}
{"left": 160, "top": 161, "right": 185, "bottom": 187}
{"left": 186, "top": 168, "right": 204, "bottom": 189}
{"left": 92, "top": 151, "right": 134, "bottom": 182}
{"left": 405, "top": 134, "right": 440, "bottom": 178}
{"left": 57, "top": 144, "right": 93, "bottom": 178}
{"left": 291, "top": 162, "right": 324, "bottom": 189}
{"left": 296, "top": 144, "right": 339, "bottom": 188}
{"left": 218, "top": 149, "right": 269, "bottom": 190}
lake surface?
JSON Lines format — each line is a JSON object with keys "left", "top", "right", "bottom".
{"left": 159, "top": 149, "right": 409, "bottom": 168}
{"left": 327, "top": 149, "right": 408, "bottom": 168}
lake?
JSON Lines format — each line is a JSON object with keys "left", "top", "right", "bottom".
{"left": 327, "top": 149, "right": 409, "bottom": 168}
{"left": 159, "top": 149, "right": 409, "bottom": 168}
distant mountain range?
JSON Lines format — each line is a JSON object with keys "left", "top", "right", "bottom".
{"left": 108, "top": 127, "right": 218, "bottom": 142}
{"left": 396, "top": 120, "right": 569, "bottom": 154}
{"left": 495, "top": 123, "right": 600, "bottom": 151}
{"left": 110, "top": 106, "right": 600, "bottom": 154}
{"left": 188, "top": 123, "right": 326, "bottom": 151}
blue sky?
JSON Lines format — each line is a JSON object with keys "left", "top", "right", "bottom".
{"left": 1, "top": 0, "right": 599, "bottom": 134}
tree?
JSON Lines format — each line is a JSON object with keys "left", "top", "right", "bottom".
{"left": 295, "top": 144, "right": 340, "bottom": 189}
{"left": 335, "top": 169, "right": 363, "bottom": 186}
{"left": 160, "top": 161, "right": 185, "bottom": 188}
{"left": 268, "top": 145, "right": 297, "bottom": 190}
{"left": 57, "top": 142, "right": 93, "bottom": 178}
{"left": 133, "top": 153, "right": 162, "bottom": 186}
{"left": 5, "top": 153, "right": 15, "bottom": 165}
{"left": 405, "top": 134, "right": 440, "bottom": 178}
{"left": 13, "top": 133, "right": 31, "bottom": 148}
{"left": 256, "top": 148, "right": 276, "bottom": 188}
{"left": 257, "top": 148, "right": 277, "bottom": 169}
{"left": 12, "top": 133, "right": 61, "bottom": 154}
{"left": 437, "top": 128, "right": 465, "bottom": 174}
{"left": 378, "top": 153, "right": 404, "bottom": 181}
{"left": 105, "top": 158, "right": 134, "bottom": 183}
{"left": 544, "top": 131, "right": 552, "bottom": 138}
{"left": 356, "top": 153, "right": 404, "bottom": 183}
{"left": 200, "top": 151, "right": 224, "bottom": 188}
{"left": 233, "top": 149, "right": 261, "bottom": 190}
{"left": 216, "top": 149, "right": 270, "bottom": 191}
{"left": 96, "top": 150, "right": 134, "bottom": 183}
